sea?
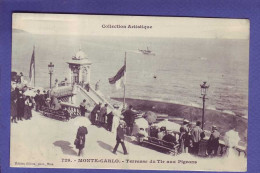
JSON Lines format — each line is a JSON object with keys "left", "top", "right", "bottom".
{"left": 12, "top": 33, "right": 249, "bottom": 118}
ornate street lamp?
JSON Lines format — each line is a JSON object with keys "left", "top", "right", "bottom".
{"left": 200, "top": 81, "right": 209, "bottom": 129}
{"left": 48, "top": 62, "right": 54, "bottom": 89}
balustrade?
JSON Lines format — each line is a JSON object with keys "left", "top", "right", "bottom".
{"left": 60, "top": 102, "right": 81, "bottom": 118}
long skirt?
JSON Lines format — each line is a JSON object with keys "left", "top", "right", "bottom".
{"left": 112, "top": 116, "right": 120, "bottom": 133}
{"left": 11, "top": 102, "right": 17, "bottom": 119}
{"left": 90, "top": 112, "right": 97, "bottom": 124}
{"left": 24, "top": 106, "right": 32, "bottom": 120}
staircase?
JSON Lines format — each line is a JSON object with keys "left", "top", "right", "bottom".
{"left": 76, "top": 85, "right": 114, "bottom": 112}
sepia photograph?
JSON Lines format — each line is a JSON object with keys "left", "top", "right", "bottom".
{"left": 10, "top": 13, "right": 249, "bottom": 171}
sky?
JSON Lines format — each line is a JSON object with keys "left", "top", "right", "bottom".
{"left": 12, "top": 13, "right": 249, "bottom": 39}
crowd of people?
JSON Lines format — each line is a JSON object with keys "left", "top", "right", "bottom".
{"left": 79, "top": 100, "right": 138, "bottom": 134}
{"left": 11, "top": 87, "right": 34, "bottom": 123}
{"left": 11, "top": 84, "right": 221, "bottom": 157}
{"left": 146, "top": 119, "right": 221, "bottom": 156}
{"left": 179, "top": 120, "right": 220, "bottom": 156}
{"left": 76, "top": 99, "right": 222, "bottom": 157}
{"left": 76, "top": 101, "right": 139, "bottom": 156}
{"left": 11, "top": 83, "right": 70, "bottom": 123}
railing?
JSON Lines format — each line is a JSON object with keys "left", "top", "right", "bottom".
{"left": 200, "top": 136, "right": 247, "bottom": 157}
{"left": 77, "top": 85, "right": 97, "bottom": 105}
{"left": 60, "top": 102, "right": 81, "bottom": 118}
{"left": 88, "top": 86, "right": 113, "bottom": 109}
{"left": 51, "top": 86, "right": 74, "bottom": 98}
{"left": 218, "top": 143, "right": 247, "bottom": 157}
{"left": 77, "top": 85, "right": 114, "bottom": 111}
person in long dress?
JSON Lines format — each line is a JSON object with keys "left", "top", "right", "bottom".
{"left": 17, "top": 93, "right": 25, "bottom": 121}
{"left": 11, "top": 90, "right": 18, "bottom": 123}
{"left": 106, "top": 112, "right": 114, "bottom": 132}
{"left": 74, "top": 126, "right": 88, "bottom": 156}
{"left": 11, "top": 99, "right": 18, "bottom": 123}
{"left": 179, "top": 119, "right": 190, "bottom": 153}
{"left": 24, "top": 96, "right": 33, "bottom": 120}
{"left": 111, "top": 104, "right": 123, "bottom": 133}
{"left": 98, "top": 104, "right": 108, "bottom": 127}
{"left": 90, "top": 103, "right": 101, "bottom": 125}
{"left": 80, "top": 99, "right": 87, "bottom": 116}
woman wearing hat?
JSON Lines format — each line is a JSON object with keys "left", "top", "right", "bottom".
{"left": 74, "top": 126, "right": 88, "bottom": 156}
{"left": 80, "top": 99, "right": 87, "bottom": 117}
{"left": 90, "top": 103, "right": 102, "bottom": 125}
{"left": 179, "top": 119, "right": 190, "bottom": 153}
{"left": 24, "top": 96, "right": 33, "bottom": 120}
{"left": 111, "top": 104, "right": 123, "bottom": 133}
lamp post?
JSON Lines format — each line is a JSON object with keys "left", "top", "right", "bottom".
{"left": 200, "top": 81, "right": 209, "bottom": 130}
{"left": 48, "top": 62, "right": 54, "bottom": 89}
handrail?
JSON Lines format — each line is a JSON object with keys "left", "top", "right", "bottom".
{"left": 60, "top": 102, "right": 81, "bottom": 117}
{"left": 89, "top": 86, "right": 113, "bottom": 108}
{"left": 76, "top": 85, "right": 98, "bottom": 105}
{"left": 77, "top": 85, "right": 113, "bottom": 110}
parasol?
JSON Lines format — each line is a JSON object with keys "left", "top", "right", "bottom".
{"left": 224, "top": 129, "right": 240, "bottom": 147}
{"left": 132, "top": 118, "right": 149, "bottom": 136}
{"left": 155, "top": 119, "right": 181, "bottom": 132}
{"left": 32, "top": 87, "right": 45, "bottom": 94}
{"left": 23, "top": 90, "right": 37, "bottom": 97}
{"left": 71, "top": 116, "right": 91, "bottom": 127}
{"left": 144, "top": 111, "right": 157, "bottom": 124}
{"left": 135, "top": 118, "right": 149, "bottom": 128}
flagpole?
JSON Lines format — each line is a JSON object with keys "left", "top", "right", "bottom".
{"left": 123, "top": 52, "right": 126, "bottom": 109}
{"left": 34, "top": 45, "right": 36, "bottom": 87}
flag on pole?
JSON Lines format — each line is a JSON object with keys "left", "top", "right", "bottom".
{"left": 108, "top": 65, "right": 126, "bottom": 89}
{"left": 29, "top": 47, "right": 35, "bottom": 86}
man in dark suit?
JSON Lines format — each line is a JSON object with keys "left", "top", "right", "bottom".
{"left": 34, "top": 90, "right": 41, "bottom": 111}
{"left": 207, "top": 125, "right": 220, "bottom": 156}
{"left": 191, "top": 121, "right": 205, "bottom": 155}
{"left": 112, "top": 121, "right": 128, "bottom": 155}
{"left": 123, "top": 105, "right": 136, "bottom": 136}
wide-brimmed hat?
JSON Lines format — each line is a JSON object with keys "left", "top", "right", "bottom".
{"left": 160, "top": 126, "right": 166, "bottom": 131}
{"left": 119, "top": 120, "right": 125, "bottom": 125}
{"left": 183, "top": 119, "right": 189, "bottom": 123}
{"left": 113, "top": 104, "right": 119, "bottom": 108}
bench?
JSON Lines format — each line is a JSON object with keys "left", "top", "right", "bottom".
{"left": 41, "top": 107, "right": 70, "bottom": 121}
{"left": 140, "top": 136, "right": 180, "bottom": 156}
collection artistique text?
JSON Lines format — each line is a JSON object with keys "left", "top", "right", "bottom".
{"left": 102, "top": 24, "right": 152, "bottom": 29}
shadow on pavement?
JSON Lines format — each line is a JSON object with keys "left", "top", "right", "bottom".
{"left": 97, "top": 141, "right": 124, "bottom": 154}
{"left": 53, "top": 140, "right": 78, "bottom": 156}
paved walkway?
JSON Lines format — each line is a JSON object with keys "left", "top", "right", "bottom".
{"left": 10, "top": 110, "right": 246, "bottom": 171}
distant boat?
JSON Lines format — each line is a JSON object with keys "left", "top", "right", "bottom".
{"left": 138, "top": 47, "right": 155, "bottom": 55}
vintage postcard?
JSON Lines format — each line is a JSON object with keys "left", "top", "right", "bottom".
{"left": 10, "top": 13, "right": 249, "bottom": 171}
